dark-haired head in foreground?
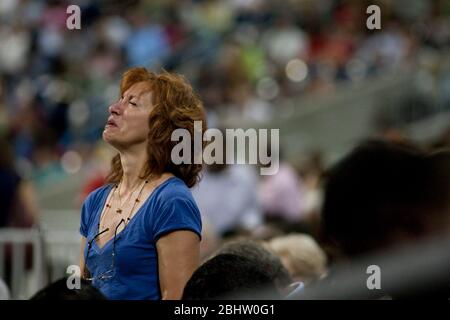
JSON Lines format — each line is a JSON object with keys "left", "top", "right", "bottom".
{"left": 30, "top": 277, "right": 107, "bottom": 300}
{"left": 318, "top": 140, "right": 450, "bottom": 299}
{"left": 321, "top": 140, "right": 450, "bottom": 258}
{"left": 182, "top": 253, "right": 282, "bottom": 299}
{"left": 215, "top": 239, "right": 292, "bottom": 292}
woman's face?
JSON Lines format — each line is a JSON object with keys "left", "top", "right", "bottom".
{"left": 103, "top": 82, "right": 154, "bottom": 149}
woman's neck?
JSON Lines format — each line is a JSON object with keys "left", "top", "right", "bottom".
{"left": 119, "top": 143, "right": 150, "bottom": 192}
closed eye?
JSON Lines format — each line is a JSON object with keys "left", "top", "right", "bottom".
{"left": 128, "top": 95, "right": 138, "bottom": 106}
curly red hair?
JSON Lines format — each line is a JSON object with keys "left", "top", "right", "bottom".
{"left": 106, "top": 67, "right": 207, "bottom": 188}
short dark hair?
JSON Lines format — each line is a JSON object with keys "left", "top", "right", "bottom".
{"left": 321, "top": 140, "right": 450, "bottom": 257}
{"left": 216, "top": 239, "right": 292, "bottom": 290}
{"left": 182, "top": 253, "right": 281, "bottom": 299}
{"left": 30, "top": 277, "right": 107, "bottom": 300}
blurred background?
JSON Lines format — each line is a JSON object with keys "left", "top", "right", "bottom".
{"left": 0, "top": 0, "right": 449, "bottom": 299}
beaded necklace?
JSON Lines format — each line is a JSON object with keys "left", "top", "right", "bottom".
{"left": 99, "top": 178, "right": 149, "bottom": 232}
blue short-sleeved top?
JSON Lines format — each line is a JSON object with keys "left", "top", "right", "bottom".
{"left": 79, "top": 176, "right": 202, "bottom": 300}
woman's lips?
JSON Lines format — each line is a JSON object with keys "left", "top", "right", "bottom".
{"left": 106, "top": 118, "right": 118, "bottom": 127}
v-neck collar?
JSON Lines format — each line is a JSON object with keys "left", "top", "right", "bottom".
{"left": 92, "top": 176, "right": 177, "bottom": 252}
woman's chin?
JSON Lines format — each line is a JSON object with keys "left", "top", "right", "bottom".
{"left": 102, "top": 129, "right": 117, "bottom": 144}
{"left": 103, "top": 131, "right": 127, "bottom": 150}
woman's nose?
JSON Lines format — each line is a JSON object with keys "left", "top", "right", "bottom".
{"left": 108, "top": 100, "right": 122, "bottom": 115}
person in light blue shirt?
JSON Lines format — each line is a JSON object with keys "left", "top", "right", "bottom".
{"left": 79, "top": 67, "right": 206, "bottom": 300}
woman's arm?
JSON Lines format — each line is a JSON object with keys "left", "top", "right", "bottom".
{"left": 79, "top": 236, "right": 88, "bottom": 279}
{"left": 156, "top": 230, "right": 200, "bottom": 300}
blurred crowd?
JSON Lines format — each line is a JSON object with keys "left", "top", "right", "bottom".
{"left": 0, "top": 0, "right": 449, "bottom": 183}
{"left": 0, "top": 0, "right": 450, "bottom": 300}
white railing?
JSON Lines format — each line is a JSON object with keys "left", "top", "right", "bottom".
{"left": 0, "top": 227, "right": 81, "bottom": 300}
{"left": 0, "top": 228, "right": 46, "bottom": 299}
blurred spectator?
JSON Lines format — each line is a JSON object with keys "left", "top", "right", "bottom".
{"left": 124, "top": 8, "right": 170, "bottom": 68}
{"left": 214, "top": 239, "right": 292, "bottom": 294}
{"left": 265, "top": 233, "right": 327, "bottom": 284}
{"left": 318, "top": 139, "right": 450, "bottom": 298}
{"left": 182, "top": 253, "right": 281, "bottom": 299}
{"left": 299, "top": 151, "right": 325, "bottom": 222}
{"left": 192, "top": 164, "right": 263, "bottom": 236}
{"left": 0, "top": 24, "right": 31, "bottom": 74}
{"left": 0, "top": 136, "right": 39, "bottom": 290}
{"left": 321, "top": 140, "right": 450, "bottom": 259}
{"left": 261, "top": 13, "right": 309, "bottom": 66}
{"left": 0, "top": 137, "right": 38, "bottom": 228}
{"left": 259, "top": 161, "right": 305, "bottom": 224}
{"left": 356, "top": 22, "right": 415, "bottom": 73}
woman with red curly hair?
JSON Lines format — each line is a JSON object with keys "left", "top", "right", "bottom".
{"left": 78, "top": 67, "right": 206, "bottom": 300}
